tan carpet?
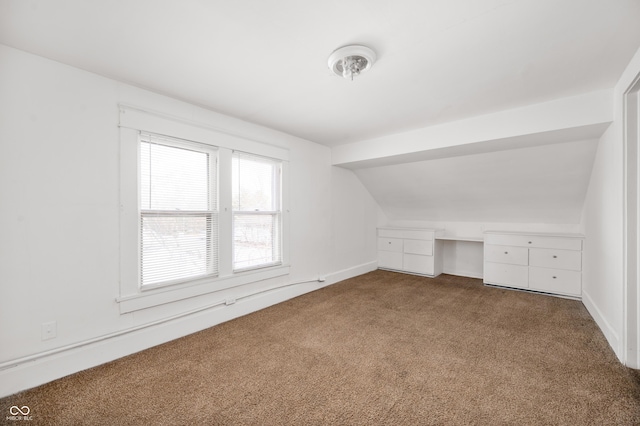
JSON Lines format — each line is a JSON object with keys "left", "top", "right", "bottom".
{"left": 2, "top": 270, "right": 640, "bottom": 425}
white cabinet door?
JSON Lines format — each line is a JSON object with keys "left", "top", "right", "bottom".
{"left": 529, "top": 267, "right": 581, "bottom": 296}
{"left": 378, "top": 251, "right": 403, "bottom": 270}
{"left": 403, "top": 253, "right": 434, "bottom": 275}
{"left": 484, "top": 262, "right": 529, "bottom": 289}
{"left": 403, "top": 239, "right": 433, "bottom": 256}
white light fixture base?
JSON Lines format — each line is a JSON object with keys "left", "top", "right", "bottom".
{"left": 328, "top": 45, "right": 376, "bottom": 80}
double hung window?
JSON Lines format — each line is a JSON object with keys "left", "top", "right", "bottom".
{"left": 232, "top": 152, "right": 282, "bottom": 271}
{"left": 139, "top": 134, "right": 218, "bottom": 287}
{"left": 119, "top": 107, "right": 290, "bottom": 313}
{"left": 138, "top": 135, "right": 283, "bottom": 287}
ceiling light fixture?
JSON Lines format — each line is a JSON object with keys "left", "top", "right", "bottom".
{"left": 328, "top": 45, "right": 376, "bottom": 81}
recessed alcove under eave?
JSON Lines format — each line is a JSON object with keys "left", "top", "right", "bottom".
{"left": 352, "top": 137, "right": 600, "bottom": 279}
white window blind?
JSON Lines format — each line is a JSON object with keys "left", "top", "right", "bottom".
{"left": 232, "top": 152, "right": 282, "bottom": 271}
{"left": 140, "top": 133, "right": 218, "bottom": 287}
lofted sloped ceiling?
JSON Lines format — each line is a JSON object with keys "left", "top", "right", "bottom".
{"left": 355, "top": 139, "right": 599, "bottom": 224}
{"left": 0, "top": 0, "right": 639, "bottom": 147}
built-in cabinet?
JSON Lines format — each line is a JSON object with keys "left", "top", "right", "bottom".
{"left": 377, "top": 227, "right": 444, "bottom": 277}
{"left": 483, "top": 231, "right": 584, "bottom": 298}
{"left": 377, "top": 228, "right": 584, "bottom": 299}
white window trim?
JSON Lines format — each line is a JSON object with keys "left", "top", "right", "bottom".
{"left": 232, "top": 151, "right": 283, "bottom": 273}
{"left": 139, "top": 133, "right": 219, "bottom": 288}
{"left": 118, "top": 105, "right": 290, "bottom": 313}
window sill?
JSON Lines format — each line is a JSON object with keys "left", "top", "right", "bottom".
{"left": 233, "top": 261, "right": 282, "bottom": 274}
{"left": 117, "top": 264, "right": 290, "bottom": 314}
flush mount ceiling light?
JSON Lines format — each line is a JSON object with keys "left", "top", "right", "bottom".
{"left": 328, "top": 45, "right": 376, "bottom": 81}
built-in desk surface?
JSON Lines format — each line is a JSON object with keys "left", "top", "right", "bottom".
{"left": 436, "top": 235, "right": 484, "bottom": 242}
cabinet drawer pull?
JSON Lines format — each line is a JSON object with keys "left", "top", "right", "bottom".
{"left": 528, "top": 241, "right": 532, "bottom": 244}
{"left": 552, "top": 276, "right": 557, "bottom": 279}
{"left": 553, "top": 255, "right": 557, "bottom": 258}
{"left": 504, "top": 251, "right": 508, "bottom": 254}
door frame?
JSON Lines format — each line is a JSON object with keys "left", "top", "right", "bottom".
{"left": 623, "top": 72, "right": 640, "bottom": 368}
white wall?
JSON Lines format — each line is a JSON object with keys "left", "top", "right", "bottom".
{"left": 331, "top": 167, "right": 379, "bottom": 275}
{"left": 0, "top": 44, "right": 378, "bottom": 397}
{"left": 357, "top": 140, "right": 598, "bottom": 226}
{"left": 581, "top": 123, "right": 623, "bottom": 357}
{"left": 581, "top": 46, "right": 640, "bottom": 363}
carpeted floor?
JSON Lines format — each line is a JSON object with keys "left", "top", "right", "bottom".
{"left": 2, "top": 270, "right": 640, "bottom": 425}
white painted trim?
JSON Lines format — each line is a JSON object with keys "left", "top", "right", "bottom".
{"left": 582, "top": 289, "right": 621, "bottom": 362}
{"left": 117, "top": 265, "right": 291, "bottom": 313}
{"left": 118, "top": 113, "right": 293, "bottom": 314}
{"left": 622, "top": 71, "right": 640, "bottom": 369}
{"left": 0, "top": 261, "right": 376, "bottom": 398}
{"left": 324, "top": 260, "right": 378, "bottom": 285}
{"left": 119, "top": 104, "right": 289, "bottom": 161}
{"left": 442, "top": 269, "right": 483, "bottom": 280}
{"left": 484, "top": 284, "right": 581, "bottom": 301}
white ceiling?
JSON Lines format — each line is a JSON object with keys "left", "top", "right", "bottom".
{"left": 355, "top": 139, "right": 599, "bottom": 224}
{"left": 1, "top": 1, "right": 637, "bottom": 227}
{"left": 1, "top": 0, "right": 639, "bottom": 147}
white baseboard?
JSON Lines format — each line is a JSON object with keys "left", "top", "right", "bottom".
{"left": 582, "top": 289, "right": 622, "bottom": 363}
{"left": 442, "top": 268, "right": 483, "bottom": 279}
{"left": 0, "top": 261, "right": 376, "bottom": 399}
{"left": 325, "top": 261, "right": 378, "bottom": 285}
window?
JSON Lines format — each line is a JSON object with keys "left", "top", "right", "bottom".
{"left": 119, "top": 107, "right": 290, "bottom": 312}
{"left": 232, "top": 152, "right": 282, "bottom": 271}
{"left": 139, "top": 134, "right": 218, "bottom": 287}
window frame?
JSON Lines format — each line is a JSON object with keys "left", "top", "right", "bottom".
{"left": 138, "top": 133, "right": 219, "bottom": 289}
{"left": 231, "top": 151, "right": 283, "bottom": 272}
{"left": 117, "top": 105, "right": 291, "bottom": 314}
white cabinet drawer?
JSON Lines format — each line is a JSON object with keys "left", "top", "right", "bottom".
{"left": 379, "top": 228, "right": 434, "bottom": 241}
{"left": 403, "top": 239, "right": 433, "bottom": 256}
{"left": 484, "top": 234, "right": 582, "bottom": 250}
{"left": 378, "top": 238, "right": 403, "bottom": 253}
{"left": 402, "top": 230, "right": 434, "bottom": 241}
{"left": 378, "top": 229, "right": 403, "bottom": 239}
{"left": 403, "top": 253, "right": 434, "bottom": 275}
{"left": 529, "top": 248, "right": 581, "bottom": 271}
{"left": 378, "top": 251, "right": 403, "bottom": 270}
{"left": 484, "top": 262, "right": 529, "bottom": 289}
{"left": 484, "top": 244, "right": 528, "bottom": 266}
{"left": 529, "top": 267, "right": 581, "bottom": 296}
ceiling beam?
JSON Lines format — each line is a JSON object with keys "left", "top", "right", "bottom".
{"left": 332, "top": 90, "right": 613, "bottom": 169}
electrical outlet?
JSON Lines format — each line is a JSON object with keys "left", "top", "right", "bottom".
{"left": 41, "top": 321, "right": 57, "bottom": 341}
